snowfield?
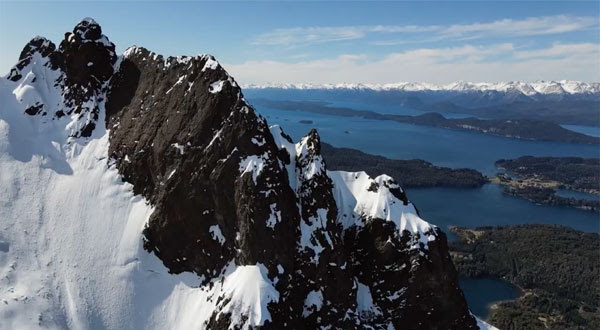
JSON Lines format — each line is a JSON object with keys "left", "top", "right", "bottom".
{"left": 0, "top": 54, "right": 276, "bottom": 330}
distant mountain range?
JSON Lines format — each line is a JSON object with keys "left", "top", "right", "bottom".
{"left": 243, "top": 81, "right": 600, "bottom": 126}
{"left": 243, "top": 81, "right": 600, "bottom": 96}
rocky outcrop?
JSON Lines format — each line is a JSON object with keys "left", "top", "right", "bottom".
{"left": 7, "top": 18, "right": 478, "bottom": 330}
{"left": 105, "top": 44, "right": 477, "bottom": 329}
{"left": 6, "top": 17, "right": 116, "bottom": 137}
{"left": 106, "top": 46, "right": 302, "bottom": 289}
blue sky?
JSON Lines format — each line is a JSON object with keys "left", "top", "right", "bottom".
{"left": 1, "top": 1, "right": 598, "bottom": 84}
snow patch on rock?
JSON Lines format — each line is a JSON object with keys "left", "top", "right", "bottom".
{"left": 215, "top": 262, "right": 280, "bottom": 329}
{"left": 238, "top": 153, "right": 268, "bottom": 184}
{"left": 209, "top": 80, "right": 225, "bottom": 94}
{"left": 171, "top": 143, "right": 184, "bottom": 155}
{"left": 356, "top": 282, "right": 382, "bottom": 318}
{"left": 476, "top": 316, "right": 500, "bottom": 330}
{"left": 302, "top": 290, "right": 324, "bottom": 317}
{"left": 201, "top": 56, "right": 219, "bottom": 72}
{"left": 328, "top": 170, "right": 435, "bottom": 248}
{"left": 209, "top": 225, "right": 226, "bottom": 245}
{"left": 299, "top": 208, "right": 331, "bottom": 264}
{"left": 266, "top": 204, "right": 282, "bottom": 229}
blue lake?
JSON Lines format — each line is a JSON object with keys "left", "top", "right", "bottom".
{"left": 408, "top": 185, "right": 600, "bottom": 238}
{"left": 256, "top": 106, "right": 600, "bottom": 176}
{"left": 555, "top": 188, "right": 600, "bottom": 201}
{"left": 561, "top": 124, "right": 600, "bottom": 138}
{"left": 459, "top": 277, "right": 521, "bottom": 319}
{"left": 326, "top": 100, "right": 477, "bottom": 119}
{"left": 249, "top": 97, "right": 600, "bottom": 320}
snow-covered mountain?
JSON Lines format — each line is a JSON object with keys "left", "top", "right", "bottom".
{"left": 243, "top": 81, "right": 600, "bottom": 96}
{"left": 0, "top": 18, "right": 496, "bottom": 330}
{"left": 243, "top": 81, "right": 600, "bottom": 126}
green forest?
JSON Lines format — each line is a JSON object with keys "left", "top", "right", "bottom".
{"left": 496, "top": 156, "right": 600, "bottom": 191}
{"left": 321, "top": 143, "right": 487, "bottom": 188}
{"left": 450, "top": 225, "right": 600, "bottom": 329}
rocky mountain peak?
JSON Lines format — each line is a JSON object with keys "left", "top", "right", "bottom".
{"left": 295, "top": 129, "right": 326, "bottom": 182}
{"left": 102, "top": 44, "right": 478, "bottom": 327}
{"left": 72, "top": 17, "right": 103, "bottom": 41}
{"left": 58, "top": 18, "right": 117, "bottom": 87}
{"left": 5, "top": 18, "right": 118, "bottom": 138}
{"left": 1, "top": 18, "right": 482, "bottom": 329}
{"left": 18, "top": 36, "right": 56, "bottom": 61}
{"left": 298, "top": 128, "right": 322, "bottom": 156}
{"left": 7, "top": 37, "right": 56, "bottom": 82}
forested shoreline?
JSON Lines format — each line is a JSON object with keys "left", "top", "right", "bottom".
{"left": 321, "top": 142, "right": 487, "bottom": 188}
{"left": 449, "top": 225, "right": 600, "bottom": 329}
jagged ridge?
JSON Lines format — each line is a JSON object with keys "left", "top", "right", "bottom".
{"left": 105, "top": 44, "right": 478, "bottom": 330}
{"left": 0, "top": 18, "right": 491, "bottom": 330}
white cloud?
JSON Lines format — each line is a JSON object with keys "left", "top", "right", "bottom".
{"left": 251, "top": 15, "right": 597, "bottom": 46}
{"left": 252, "top": 26, "right": 366, "bottom": 46}
{"left": 225, "top": 43, "right": 600, "bottom": 84}
{"left": 514, "top": 42, "right": 598, "bottom": 59}
{"left": 442, "top": 15, "right": 596, "bottom": 38}
{"left": 387, "top": 43, "right": 514, "bottom": 62}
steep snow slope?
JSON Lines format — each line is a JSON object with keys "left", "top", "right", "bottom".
{"left": 0, "top": 34, "right": 284, "bottom": 330}
{"left": 1, "top": 18, "right": 496, "bottom": 330}
{"left": 1, "top": 57, "right": 149, "bottom": 328}
{"left": 0, "top": 22, "right": 278, "bottom": 330}
{"left": 328, "top": 171, "right": 433, "bottom": 246}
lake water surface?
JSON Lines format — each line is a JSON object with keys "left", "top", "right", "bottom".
{"left": 249, "top": 98, "right": 600, "bottom": 320}
{"left": 561, "top": 124, "right": 600, "bottom": 138}
{"left": 257, "top": 106, "right": 599, "bottom": 176}
{"left": 459, "top": 277, "right": 521, "bottom": 319}
{"left": 326, "top": 100, "right": 476, "bottom": 119}
{"left": 555, "top": 188, "right": 600, "bottom": 201}
{"left": 409, "top": 185, "right": 599, "bottom": 238}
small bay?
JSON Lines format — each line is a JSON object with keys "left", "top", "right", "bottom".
{"left": 459, "top": 277, "right": 521, "bottom": 319}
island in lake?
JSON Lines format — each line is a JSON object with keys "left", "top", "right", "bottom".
{"left": 252, "top": 99, "right": 600, "bottom": 145}
{"left": 321, "top": 142, "right": 487, "bottom": 188}
{"left": 450, "top": 225, "right": 600, "bottom": 330}
{"left": 493, "top": 156, "right": 600, "bottom": 212}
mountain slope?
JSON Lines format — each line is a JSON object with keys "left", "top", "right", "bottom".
{"left": 1, "top": 18, "right": 493, "bottom": 330}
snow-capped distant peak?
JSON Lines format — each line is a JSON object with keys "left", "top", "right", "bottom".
{"left": 242, "top": 80, "right": 600, "bottom": 95}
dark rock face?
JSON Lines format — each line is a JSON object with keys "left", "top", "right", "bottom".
{"left": 280, "top": 129, "right": 358, "bottom": 328}
{"left": 10, "top": 19, "right": 478, "bottom": 329}
{"left": 56, "top": 18, "right": 117, "bottom": 137}
{"left": 345, "top": 223, "right": 476, "bottom": 329}
{"left": 106, "top": 47, "right": 301, "bottom": 288}
{"left": 106, "top": 46, "right": 477, "bottom": 329}
{"left": 57, "top": 18, "right": 117, "bottom": 88}
{"left": 19, "top": 36, "right": 57, "bottom": 60}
